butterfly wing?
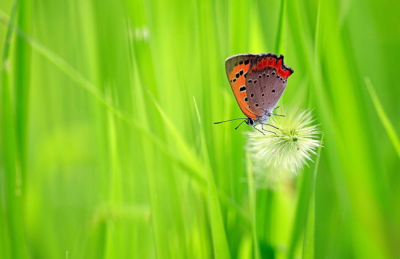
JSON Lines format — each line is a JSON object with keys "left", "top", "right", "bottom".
{"left": 225, "top": 54, "right": 257, "bottom": 119}
{"left": 246, "top": 53, "right": 294, "bottom": 115}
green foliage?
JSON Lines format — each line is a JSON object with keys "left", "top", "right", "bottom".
{"left": 0, "top": 0, "right": 399, "bottom": 258}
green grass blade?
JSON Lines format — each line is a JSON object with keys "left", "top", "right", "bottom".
{"left": 193, "top": 97, "right": 231, "bottom": 259}
{"left": 13, "top": 0, "right": 31, "bottom": 195}
{"left": 275, "top": 0, "right": 287, "bottom": 53}
{"left": 146, "top": 90, "right": 203, "bottom": 172}
{"left": 2, "top": 7, "right": 252, "bottom": 228}
{"left": 1, "top": 12, "right": 242, "bottom": 227}
{"left": 365, "top": 78, "right": 400, "bottom": 160}
{"left": 149, "top": 91, "right": 250, "bottom": 222}
{"left": 286, "top": 169, "right": 314, "bottom": 259}
{"left": 0, "top": 0, "right": 29, "bottom": 258}
{"left": 0, "top": 9, "right": 138, "bottom": 129}
{"left": 246, "top": 152, "right": 260, "bottom": 259}
{"left": 0, "top": 9, "right": 203, "bottom": 183}
{"left": 302, "top": 135, "right": 324, "bottom": 259}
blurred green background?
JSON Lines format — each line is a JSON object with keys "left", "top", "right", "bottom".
{"left": 1, "top": 0, "right": 399, "bottom": 258}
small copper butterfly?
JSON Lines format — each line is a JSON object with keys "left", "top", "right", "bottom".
{"left": 215, "top": 53, "right": 294, "bottom": 135}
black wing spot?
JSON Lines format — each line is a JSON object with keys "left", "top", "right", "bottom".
{"left": 281, "top": 78, "right": 283, "bottom": 80}
{"left": 268, "top": 102, "right": 270, "bottom": 104}
{"left": 263, "top": 102, "right": 265, "bottom": 105}
{"left": 272, "top": 89, "right": 276, "bottom": 93}
{"left": 262, "top": 93, "right": 265, "bottom": 97}
{"left": 248, "top": 79, "right": 252, "bottom": 83}
{"left": 240, "top": 70, "right": 244, "bottom": 76}
{"left": 254, "top": 80, "right": 257, "bottom": 83}
{"left": 267, "top": 74, "right": 270, "bottom": 77}
{"left": 239, "top": 61, "right": 243, "bottom": 65}
{"left": 244, "top": 59, "right": 250, "bottom": 65}
{"left": 233, "top": 78, "right": 236, "bottom": 82}
{"left": 248, "top": 105, "right": 250, "bottom": 108}
{"left": 272, "top": 71, "right": 276, "bottom": 75}
{"left": 239, "top": 86, "right": 246, "bottom": 92}
{"left": 236, "top": 73, "right": 240, "bottom": 78}
{"left": 255, "top": 103, "right": 259, "bottom": 107}
{"left": 244, "top": 72, "right": 248, "bottom": 78}
{"left": 259, "top": 75, "right": 262, "bottom": 78}
{"left": 277, "top": 75, "right": 280, "bottom": 79}
{"left": 251, "top": 93, "right": 255, "bottom": 98}
{"left": 263, "top": 73, "right": 266, "bottom": 76}
{"left": 244, "top": 97, "right": 248, "bottom": 102}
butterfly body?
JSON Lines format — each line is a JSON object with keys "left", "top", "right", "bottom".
{"left": 217, "top": 53, "right": 294, "bottom": 133}
{"left": 246, "top": 114, "right": 271, "bottom": 127}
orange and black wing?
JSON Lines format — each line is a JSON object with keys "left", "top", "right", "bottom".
{"left": 225, "top": 54, "right": 257, "bottom": 119}
{"left": 246, "top": 53, "right": 294, "bottom": 115}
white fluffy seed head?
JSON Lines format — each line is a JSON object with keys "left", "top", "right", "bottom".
{"left": 246, "top": 106, "right": 322, "bottom": 188}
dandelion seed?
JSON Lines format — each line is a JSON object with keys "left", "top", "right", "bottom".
{"left": 246, "top": 106, "right": 322, "bottom": 188}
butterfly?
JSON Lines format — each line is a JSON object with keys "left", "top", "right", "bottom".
{"left": 215, "top": 53, "right": 294, "bottom": 135}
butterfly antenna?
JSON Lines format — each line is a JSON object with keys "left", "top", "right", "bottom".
{"left": 274, "top": 106, "right": 280, "bottom": 110}
{"left": 214, "top": 118, "right": 247, "bottom": 124}
{"left": 235, "top": 120, "right": 246, "bottom": 130}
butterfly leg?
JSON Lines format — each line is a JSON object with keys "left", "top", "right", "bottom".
{"left": 253, "top": 126, "right": 265, "bottom": 135}
{"left": 274, "top": 106, "right": 280, "bottom": 110}
{"left": 261, "top": 124, "right": 277, "bottom": 135}
{"left": 271, "top": 113, "right": 285, "bottom": 117}
{"left": 264, "top": 123, "right": 279, "bottom": 130}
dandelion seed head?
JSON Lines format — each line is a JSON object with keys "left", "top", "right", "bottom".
{"left": 246, "top": 106, "right": 321, "bottom": 188}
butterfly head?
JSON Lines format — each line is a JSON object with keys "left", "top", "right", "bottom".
{"left": 246, "top": 118, "right": 255, "bottom": 126}
{"left": 246, "top": 117, "right": 264, "bottom": 126}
